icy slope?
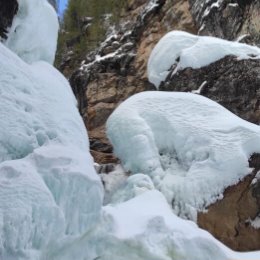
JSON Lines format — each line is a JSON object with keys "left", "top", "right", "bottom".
{"left": 148, "top": 31, "right": 260, "bottom": 87}
{"left": 0, "top": 42, "right": 103, "bottom": 260}
{"left": 4, "top": 0, "right": 58, "bottom": 64}
{"left": 107, "top": 91, "right": 260, "bottom": 220}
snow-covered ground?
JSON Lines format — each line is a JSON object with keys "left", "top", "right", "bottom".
{"left": 107, "top": 91, "right": 260, "bottom": 220}
{"left": 148, "top": 30, "right": 260, "bottom": 87}
{"left": 1, "top": 0, "right": 260, "bottom": 259}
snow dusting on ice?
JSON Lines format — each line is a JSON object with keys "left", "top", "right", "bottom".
{"left": 148, "top": 31, "right": 260, "bottom": 87}
{"left": 107, "top": 91, "right": 260, "bottom": 220}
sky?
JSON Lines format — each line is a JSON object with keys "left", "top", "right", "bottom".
{"left": 58, "top": 0, "right": 68, "bottom": 16}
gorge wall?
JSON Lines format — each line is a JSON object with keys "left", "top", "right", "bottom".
{"left": 58, "top": 0, "right": 260, "bottom": 252}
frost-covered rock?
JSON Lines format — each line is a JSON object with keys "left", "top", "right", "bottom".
{"left": 107, "top": 91, "right": 260, "bottom": 220}
{"left": 148, "top": 31, "right": 260, "bottom": 88}
{"left": 4, "top": 0, "right": 58, "bottom": 64}
{"left": 0, "top": 43, "right": 103, "bottom": 260}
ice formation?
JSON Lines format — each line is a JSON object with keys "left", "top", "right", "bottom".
{"left": 4, "top": 0, "right": 58, "bottom": 64}
{"left": 107, "top": 91, "right": 260, "bottom": 220}
{"left": 147, "top": 30, "right": 260, "bottom": 87}
{"left": 1, "top": 0, "right": 260, "bottom": 259}
{"left": 0, "top": 41, "right": 103, "bottom": 259}
{"left": 44, "top": 190, "right": 260, "bottom": 260}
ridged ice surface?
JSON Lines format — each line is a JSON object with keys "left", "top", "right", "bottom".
{"left": 0, "top": 43, "right": 103, "bottom": 260}
{"left": 107, "top": 91, "right": 260, "bottom": 220}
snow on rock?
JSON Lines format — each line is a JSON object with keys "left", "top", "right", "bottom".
{"left": 107, "top": 91, "right": 260, "bottom": 220}
{"left": 0, "top": 43, "right": 103, "bottom": 260}
{"left": 248, "top": 215, "right": 260, "bottom": 229}
{"left": 4, "top": 0, "right": 58, "bottom": 64}
{"left": 148, "top": 31, "right": 260, "bottom": 88}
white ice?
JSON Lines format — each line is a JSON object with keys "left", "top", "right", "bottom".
{"left": 107, "top": 91, "right": 260, "bottom": 220}
{"left": 148, "top": 30, "right": 260, "bottom": 87}
{"left": 0, "top": 42, "right": 103, "bottom": 260}
{"left": 5, "top": 0, "right": 59, "bottom": 64}
{"left": 53, "top": 190, "right": 259, "bottom": 260}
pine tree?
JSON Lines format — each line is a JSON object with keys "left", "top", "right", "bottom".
{"left": 55, "top": 0, "right": 126, "bottom": 67}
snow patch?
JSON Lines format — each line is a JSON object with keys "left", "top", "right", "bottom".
{"left": 148, "top": 31, "right": 260, "bottom": 88}
{"left": 248, "top": 216, "right": 260, "bottom": 229}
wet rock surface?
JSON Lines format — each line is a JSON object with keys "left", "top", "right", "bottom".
{"left": 65, "top": 0, "right": 196, "bottom": 162}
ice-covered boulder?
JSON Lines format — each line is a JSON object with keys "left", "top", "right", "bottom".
{"left": 147, "top": 31, "right": 260, "bottom": 88}
{"left": 4, "top": 0, "right": 58, "bottom": 64}
{"left": 0, "top": 42, "right": 103, "bottom": 260}
{"left": 107, "top": 91, "right": 260, "bottom": 220}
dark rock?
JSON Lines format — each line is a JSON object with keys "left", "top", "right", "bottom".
{"left": 90, "top": 138, "right": 113, "bottom": 153}
{"left": 48, "top": 0, "right": 57, "bottom": 10}
{"left": 160, "top": 56, "right": 260, "bottom": 124}
{"left": 0, "top": 0, "right": 18, "bottom": 40}
{"left": 95, "top": 163, "right": 116, "bottom": 174}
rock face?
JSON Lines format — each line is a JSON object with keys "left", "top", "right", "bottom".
{"left": 189, "top": 0, "right": 260, "bottom": 45}
{"left": 65, "top": 0, "right": 196, "bottom": 163}
{"left": 0, "top": 0, "right": 18, "bottom": 40}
